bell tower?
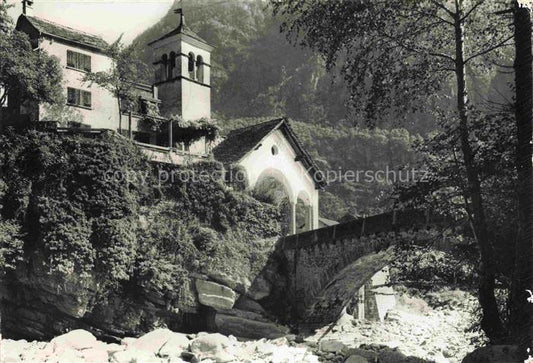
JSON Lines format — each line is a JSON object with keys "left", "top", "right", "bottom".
{"left": 148, "top": 8, "right": 213, "bottom": 120}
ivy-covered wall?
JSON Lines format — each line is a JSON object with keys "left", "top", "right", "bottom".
{"left": 0, "top": 129, "right": 282, "bottom": 339}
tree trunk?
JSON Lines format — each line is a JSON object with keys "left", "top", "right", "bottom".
{"left": 510, "top": 0, "right": 533, "bottom": 351}
{"left": 117, "top": 96, "right": 122, "bottom": 135}
{"left": 453, "top": 1, "right": 505, "bottom": 342}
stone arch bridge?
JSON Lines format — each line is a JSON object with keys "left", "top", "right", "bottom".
{"left": 260, "top": 209, "right": 457, "bottom": 331}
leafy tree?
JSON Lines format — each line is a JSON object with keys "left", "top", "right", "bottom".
{"left": 84, "top": 36, "right": 147, "bottom": 134}
{"left": 271, "top": 0, "right": 515, "bottom": 341}
{"left": 509, "top": 0, "right": 533, "bottom": 352}
{"left": 0, "top": 1, "right": 63, "bottom": 123}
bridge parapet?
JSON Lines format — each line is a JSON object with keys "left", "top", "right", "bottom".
{"left": 280, "top": 209, "right": 447, "bottom": 251}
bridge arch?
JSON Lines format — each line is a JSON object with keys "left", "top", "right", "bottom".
{"left": 262, "top": 210, "right": 451, "bottom": 328}
{"left": 252, "top": 168, "right": 315, "bottom": 235}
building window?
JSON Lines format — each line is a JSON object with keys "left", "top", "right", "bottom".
{"left": 66, "top": 50, "right": 91, "bottom": 72}
{"left": 169, "top": 52, "right": 176, "bottom": 79}
{"left": 196, "top": 55, "right": 204, "bottom": 83}
{"left": 160, "top": 54, "right": 168, "bottom": 82}
{"left": 67, "top": 87, "right": 92, "bottom": 108}
{"left": 188, "top": 52, "right": 195, "bottom": 79}
{"left": 271, "top": 145, "right": 279, "bottom": 155}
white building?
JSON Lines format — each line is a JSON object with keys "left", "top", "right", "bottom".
{"left": 11, "top": 13, "right": 213, "bottom": 157}
{"left": 14, "top": 15, "right": 121, "bottom": 129}
{"left": 10, "top": 11, "right": 326, "bottom": 233}
{"left": 214, "top": 118, "right": 326, "bottom": 233}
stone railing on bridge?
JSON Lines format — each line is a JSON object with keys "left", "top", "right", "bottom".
{"left": 275, "top": 209, "right": 456, "bottom": 328}
{"left": 280, "top": 209, "right": 448, "bottom": 251}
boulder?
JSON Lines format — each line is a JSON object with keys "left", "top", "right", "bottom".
{"left": 377, "top": 348, "right": 412, "bottom": 363}
{"left": 246, "top": 276, "right": 271, "bottom": 301}
{"left": 462, "top": 345, "right": 521, "bottom": 363}
{"left": 196, "top": 279, "right": 237, "bottom": 311}
{"left": 190, "top": 333, "right": 235, "bottom": 363}
{"left": 345, "top": 355, "right": 370, "bottom": 363}
{"left": 110, "top": 348, "right": 158, "bottom": 363}
{"left": 157, "top": 333, "right": 190, "bottom": 358}
{"left": 1, "top": 339, "right": 28, "bottom": 363}
{"left": 269, "top": 346, "right": 319, "bottom": 363}
{"left": 51, "top": 329, "right": 98, "bottom": 351}
{"left": 132, "top": 328, "right": 187, "bottom": 355}
{"left": 214, "top": 313, "right": 290, "bottom": 339}
{"left": 81, "top": 347, "right": 109, "bottom": 362}
{"left": 105, "top": 343, "right": 126, "bottom": 354}
{"left": 319, "top": 339, "right": 349, "bottom": 353}
{"left": 207, "top": 271, "right": 251, "bottom": 294}
{"left": 218, "top": 308, "right": 268, "bottom": 321}
{"left": 335, "top": 308, "right": 354, "bottom": 329}
{"left": 20, "top": 342, "right": 53, "bottom": 361}
{"left": 121, "top": 337, "right": 137, "bottom": 347}
{"left": 342, "top": 348, "right": 377, "bottom": 361}
{"left": 234, "top": 295, "right": 266, "bottom": 314}
{"left": 51, "top": 347, "right": 85, "bottom": 363}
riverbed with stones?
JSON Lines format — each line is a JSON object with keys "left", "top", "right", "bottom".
{"left": 1, "top": 289, "right": 483, "bottom": 363}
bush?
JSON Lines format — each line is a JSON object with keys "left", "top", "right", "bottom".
{"left": 158, "top": 161, "right": 282, "bottom": 239}
{"left": 191, "top": 226, "right": 219, "bottom": 256}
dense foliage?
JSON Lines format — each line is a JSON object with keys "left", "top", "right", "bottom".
{"left": 0, "top": 1, "right": 63, "bottom": 115}
{"left": 0, "top": 130, "right": 150, "bottom": 282}
{"left": 0, "top": 130, "right": 281, "bottom": 332}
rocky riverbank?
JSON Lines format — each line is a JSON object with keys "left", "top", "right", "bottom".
{"left": 1, "top": 289, "right": 485, "bottom": 363}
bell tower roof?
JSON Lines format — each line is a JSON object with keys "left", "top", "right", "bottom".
{"left": 147, "top": 8, "right": 212, "bottom": 51}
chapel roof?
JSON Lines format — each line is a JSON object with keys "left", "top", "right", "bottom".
{"left": 213, "top": 118, "right": 327, "bottom": 189}
{"left": 16, "top": 15, "right": 108, "bottom": 51}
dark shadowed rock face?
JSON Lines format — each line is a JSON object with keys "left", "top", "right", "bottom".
{"left": 0, "top": 249, "right": 289, "bottom": 341}
{"left": 461, "top": 345, "right": 522, "bottom": 363}
{"left": 1, "top": 262, "right": 197, "bottom": 341}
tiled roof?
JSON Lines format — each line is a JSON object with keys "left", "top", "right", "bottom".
{"left": 214, "top": 118, "right": 283, "bottom": 164}
{"left": 20, "top": 15, "right": 108, "bottom": 50}
{"left": 213, "top": 118, "right": 326, "bottom": 188}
